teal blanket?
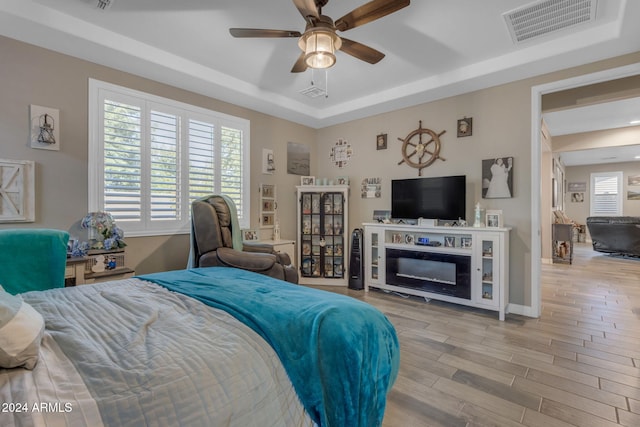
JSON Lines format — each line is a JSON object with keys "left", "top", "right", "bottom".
{"left": 139, "top": 267, "right": 399, "bottom": 427}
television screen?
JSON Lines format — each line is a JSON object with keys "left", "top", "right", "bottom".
{"left": 391, "top": 175, "right": 466, "bottom": 221}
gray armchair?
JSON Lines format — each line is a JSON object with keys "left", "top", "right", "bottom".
{"left": 190, "top": 195, "right": 298, "bottom": 284}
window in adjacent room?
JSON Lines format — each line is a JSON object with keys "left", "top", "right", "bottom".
{"left": 590, "top": 171, "right": 623, "bottom": 216}
{"left": 88, "top": 79, "right": 250, "bottom": 236}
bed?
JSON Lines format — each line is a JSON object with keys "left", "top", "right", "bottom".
{"left": 0, "top": 267, "right": 399, "bottom": 427}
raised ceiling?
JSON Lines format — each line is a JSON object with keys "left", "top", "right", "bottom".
{"left": 1, "top": 0, "right": 640, "bottom": 128}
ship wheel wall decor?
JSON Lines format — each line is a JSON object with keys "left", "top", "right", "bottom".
{"left": 397, "top": 120, "right": 446, "bottom": 176}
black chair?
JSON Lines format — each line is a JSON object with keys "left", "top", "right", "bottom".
{"left": 190, "top": 195, "right": 298, "bottom": 283}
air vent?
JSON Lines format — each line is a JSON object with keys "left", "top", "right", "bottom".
{"left": 299, "top": 85, "right": 327, "bottom": 98}
{"left": 96, "top": 0, "right": 114, "bottom": 10}
{"left": 504, "top": 0, "right": 597, "bottom": 44}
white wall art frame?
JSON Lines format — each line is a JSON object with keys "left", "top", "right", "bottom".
{"left": 262, "top": 148, "right": 275, "bottom": 174}
{"left": 30, "top": 104, "right": 60, "bottom": 151}
{"left": 0, "top": 158, "right": 35, "bottom": 223}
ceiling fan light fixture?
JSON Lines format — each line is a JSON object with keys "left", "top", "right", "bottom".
{"left": 299, "top": 29, "right": 342, "bottom": 69}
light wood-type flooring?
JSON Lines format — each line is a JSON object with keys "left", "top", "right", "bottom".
{"left": 316, "top": 243, "right": 640, "bottom": 426}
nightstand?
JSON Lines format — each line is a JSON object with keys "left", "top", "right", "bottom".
{"left": 65, "top": 250, "right": 135, "bottom": 285}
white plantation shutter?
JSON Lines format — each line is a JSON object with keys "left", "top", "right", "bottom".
{"left": 89, "top": 80, "right": 250, "bottom": 236}
{"left": 103, "top": 100, "right": 142, "bottom": 221}
{"left": 591, "top": 172, "right": 622, "bottom": 216}
{"left": 149, "top": 110, "right": 179, "bottom": 220}
{"left": 220, "top": 126, "right": 244, "bottom": 218}
{"left": 188, "top": 119, "right": 216, "bottom": 201}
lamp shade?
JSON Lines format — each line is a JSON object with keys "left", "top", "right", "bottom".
{"left": 298, "top": 29, "right": 342, "bottom": 69}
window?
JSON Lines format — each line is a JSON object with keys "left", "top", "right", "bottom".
{"left": 590, "top": 171, "right": 623, "bottom": 216}
{"left": 89, "top": 79, "right": 250, "bottom": 236}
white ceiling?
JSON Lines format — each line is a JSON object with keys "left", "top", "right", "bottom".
{"left": 543, "top": 98, "right": 640, "bottom": 137}
{"left": 1, "top": 0, "right": 640, "bottom": 129}
{"left": 542, "top": 91, "right": 640, "bottom": 167}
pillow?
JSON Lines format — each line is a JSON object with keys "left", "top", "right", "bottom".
{"left": 0, "top": 285, "right": 45, "bottom": 369}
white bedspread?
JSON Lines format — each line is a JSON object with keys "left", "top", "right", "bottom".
{"left": 0, "top": 279, "right": 314, "bottom": 427}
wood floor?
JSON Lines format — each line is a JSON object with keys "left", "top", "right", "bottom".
{"left": 318, "top": 243, "right": 640, "bottom": 427}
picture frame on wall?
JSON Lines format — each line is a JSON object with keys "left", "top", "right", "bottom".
{"left": 457, "top": 117, "right": 472, "bottom": 137}
{"left": 485, "top": 209, "right": 503, "bottom": 228}
{"left": 482, "top": 157, "right": 514, "bottom": 199}
{"left": 376, "top": 133, "right": 387, "bottom": 150}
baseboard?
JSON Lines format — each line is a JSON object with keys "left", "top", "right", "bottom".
{"left": 508, "top": 303, "right": 539, "bottom": 318}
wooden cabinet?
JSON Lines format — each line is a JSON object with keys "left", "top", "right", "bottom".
{"left": 296, "top": 185, "right": 349, "bottom": 286}
{"left": 363, "top": 223, "right": 510, "bottom": 320}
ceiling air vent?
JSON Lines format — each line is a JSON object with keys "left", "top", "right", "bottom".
{"left": 299, "top": 85, "right": 327, "bottom": 99}
{"left": 504, "top": 0, "right": 598, "bottom": 44}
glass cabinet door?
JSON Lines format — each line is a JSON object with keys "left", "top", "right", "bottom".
{"left": 300, "top": 191, "right": 345, "bottom": 279}
{"left": 477, "top": 235, "right": 499, "bottom": 307}
{"left": 364, "top": 227, "right": 381, "bottom": 286}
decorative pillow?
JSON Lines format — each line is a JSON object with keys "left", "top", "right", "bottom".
{"left": 0, "top": 285, "right": 45, "bottom": 369}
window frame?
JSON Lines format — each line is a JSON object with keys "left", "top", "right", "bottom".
{"left": 590, "top": 171, "right": 623, "bottom": 217}
{"left": 88, "top": 79, "right": 250, "bottom": 237}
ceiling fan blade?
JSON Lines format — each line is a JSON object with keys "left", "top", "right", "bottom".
{"left": 291, "top": 53, "right": 308, "bottom": 73}
{"left": 229, "top": 28, "right": 301, "bottom": 38}
{"left": 292, "top": 0, "right": 319, "bottom": 21}
{"left": 339, "top": 38, "right": 385, "bottom": 64}
{"left": 335, "top": 0, "right": 410, "bottom": 32}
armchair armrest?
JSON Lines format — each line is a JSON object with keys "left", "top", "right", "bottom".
{"left": 243, "top": 243, "right": 293, "bottom": 266}
{"left": 217, "top": 247, "right": 277, "bottom": 272}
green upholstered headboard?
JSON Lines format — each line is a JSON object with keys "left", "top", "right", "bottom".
{"left": 0, "top": 229, "right": 69, "bottom": 295}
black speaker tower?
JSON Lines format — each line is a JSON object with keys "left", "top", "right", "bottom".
{"left": 349, "top": 228, "right": 364, "bottom": 290}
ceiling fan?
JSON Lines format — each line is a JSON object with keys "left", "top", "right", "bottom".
{"left": 229, "top": 0, "right": 410, "bottom": 73}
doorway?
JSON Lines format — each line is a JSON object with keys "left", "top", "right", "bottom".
{"left": 530, "top": 62, "right": 640, "bottom": 318}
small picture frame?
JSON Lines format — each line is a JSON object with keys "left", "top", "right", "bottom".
{"left": 485, "top": 210, "right": 503, "bottom": 228}
{"left": 261, "top": 184, "right": 274, "bottom": 198}
{"left": 392, "top": 233, "right": 402, "bottom": 244}
{"left": 461, "top": 237, "right": 472, "bottom": 248}
{"left": 301, "top": 176, "right": 315, "bottom": 186}
{"left": 444, "top": 236, "right": 456, "bottom": 248}
{"left": 376, "top": 133, "right": 387, "bottom": 150}
{"left": 242, "top": 229, "right": 259, "bottom": 241}
{"left": 457, "top": 117, "right": 472, "bottom": 137}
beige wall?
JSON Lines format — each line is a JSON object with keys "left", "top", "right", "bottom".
{"left": 314, "top": 52, "right": 640, "bottom": 307}
{"left": 2, "top": 33, "right": 640, "bottom": 308}
{"left": 0, "top": 36, "right": 315, "bottom": 274}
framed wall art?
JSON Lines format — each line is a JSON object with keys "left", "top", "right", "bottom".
{"left": 482, "top": 157, "right": 513, "bottom": 199}
{"left": 457, "top": 117, "right": 472, "bottom": 137}
{"left": 0, "top": 158, "right": 35, "bottom": 223}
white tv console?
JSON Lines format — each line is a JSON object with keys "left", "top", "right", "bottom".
{"left": 363, "top": 223, "right": 510, "bottom": 320}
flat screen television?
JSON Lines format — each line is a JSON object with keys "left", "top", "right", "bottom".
{"left": 391, "top": 175, "right": 466, "bottom": 222}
